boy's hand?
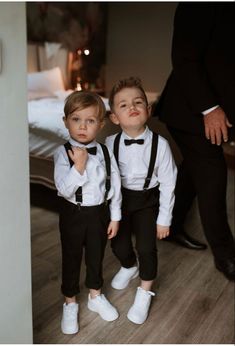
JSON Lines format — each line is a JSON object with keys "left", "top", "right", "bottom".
{"left": 156, "top": 224, "right": 170, "bottom": 239}
{"left": 68, "top": 147, "right": 88, "bottom": 174}
{"left": 107, "top": 221, "right": 119, "bottom": 239}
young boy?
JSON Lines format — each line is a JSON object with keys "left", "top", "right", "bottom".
{"left": 54, "top": 91, "right": 122, "bottom": 334}
{"left": 105, "top": 77, "right": 177, "bottom": 325}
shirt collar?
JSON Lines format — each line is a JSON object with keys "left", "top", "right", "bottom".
{"left": 122, "top": 126, "right": 150, "bottom": 141}
{"left": 69, "top": 137, "right": 97, "bottom": 148}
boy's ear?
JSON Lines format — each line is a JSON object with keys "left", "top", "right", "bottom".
{"left": 63, "top": 116, "right": 68, "bottom": 128}
{"left": 100, "top": 118, "right": 105, "bottom": 129}
{"left": 109, "top": 112, "right": 120, "bottom": 125}
{"left": 147, "top": 104, "right": 152, "bottom": 119}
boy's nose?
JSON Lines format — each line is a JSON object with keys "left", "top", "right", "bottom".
{"left": 79, "top": 122, "right": 87, "bottom": 129}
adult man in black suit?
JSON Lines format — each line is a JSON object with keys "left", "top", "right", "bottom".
{"left": 154, "top": 3, "right": 235, "bottom": 281}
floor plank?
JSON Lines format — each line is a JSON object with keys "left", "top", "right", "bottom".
{"left": 30, "top": 169, "right": 235, "bottom": 344}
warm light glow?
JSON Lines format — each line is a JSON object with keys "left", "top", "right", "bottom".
{"left": 76, "top": 82, "right": 82, "bottom": 91}
{"left": 84, "top": 49, "right": 90, "bottom": 56}
{"left": 77, "top": 49, "right": 82, "bottom": 56}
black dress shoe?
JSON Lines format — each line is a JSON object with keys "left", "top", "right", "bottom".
{"left": 215, "top": 257, "right": 235, "bottom": 281}
{"left": 164, "top": 231, "right": 207, "bottom": 250}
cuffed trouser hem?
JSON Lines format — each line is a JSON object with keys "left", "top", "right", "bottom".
{"left": 139, "top": 273, "right": 157, "bottom": 281}
{"left": 61, "top": 286, "right": 80, "bottom": 298}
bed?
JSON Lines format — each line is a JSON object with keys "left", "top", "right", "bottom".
{"left": 27, "top": 43, "right": 117, "bottom": 189}
{"left": 27, "top": 43, "right": 160, "bottom": 190}
{"left": 28, "top": 43, "right": 71, "bottom": 189}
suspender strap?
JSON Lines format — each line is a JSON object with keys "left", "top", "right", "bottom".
{"left": 143, "top": 132, "right": 158, "bottom": 189}
{"left": 64, "top": 142, "right": 83, "bottom": 205}
{"left": 64, "top": 142, "right": 74, "bottom": 167}
{"left": 113, "top": 132, "right": 158, "bottom": 190}
{"left": 113, "top": 132, "right": 122, "bottom": 166}
{"left": 64, "top": 141, "right": 111, "bottom": 205}
{"left": 99, "top": 143, "right": 111, "bottom": 202}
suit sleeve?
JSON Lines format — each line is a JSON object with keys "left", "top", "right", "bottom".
{"left": 172, "top": 3, "right": 218, "bottom": 114}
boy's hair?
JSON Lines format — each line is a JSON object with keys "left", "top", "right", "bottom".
{"left": 64, "top": 91, "right": 106, "bottom": 120}
{"left": 109, "top": 77, "right": 148, "bottom": 111}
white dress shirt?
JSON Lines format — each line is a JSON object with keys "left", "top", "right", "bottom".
{"left": 105, "top": 127, "right": 177, "bottom": 226}
{"left": 54, "top": 138, "right": 122, "bottom": 221}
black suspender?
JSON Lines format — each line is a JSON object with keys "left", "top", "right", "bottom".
{"left": 113, "top": 132, "right": 122, "bottom": 165}
{"left": 99, "top": 143, "right": 111, "bottom": 203}
{"left": 63, "top": 142, "right": 111, "bottom": 206}
{"left": 113, "top": 131, "right": 159, "bottom": 190}
{"left": 64, "top": 141, "right": 74, "bottom": 167}
{"left": 64, "top": 142, "right": 83, "bottom": 205}
{"left": 143, "top": 132, "right": 158, "bottom": 189}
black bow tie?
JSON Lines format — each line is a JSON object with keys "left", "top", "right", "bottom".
{"left": 124, "top": 139, "right": 144, "bottom": 146}
{"left": 86, "top": 146, "right": 97, "bottom": 155}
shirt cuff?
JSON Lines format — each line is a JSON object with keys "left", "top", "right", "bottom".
{"left": 202, "top": 105, "right": 219, "bottom": 115}
{"left": 109, "top": 207, "right": 121, "bottom": 222}
{"left": 156, "top": 214, "right": 172, "bottom": 227}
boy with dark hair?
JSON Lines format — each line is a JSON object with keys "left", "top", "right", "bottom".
{"left": 106, "top": 77, "right": 177, "bottom": 324}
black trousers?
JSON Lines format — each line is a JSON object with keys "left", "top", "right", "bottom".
{"left": 59, "top": 198, "right": 110, "bottom": 297}
{"left": 168, "top": 126, "right": 235, "bottom": 260}
{"left": 111, "top": 187, "right": 159, "bottom": 281}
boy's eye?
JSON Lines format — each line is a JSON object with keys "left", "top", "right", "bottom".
{"left": 87, "top": 119, "right": 95, "bottom": 124}
{"left": 72, "top": 117, "right": 79, "bottom": 122}
{"left": 120, "top": 104, "right": 126, "bottom": 108}
{"left": 135, "top": 100, "right": 144, "bottom": 104}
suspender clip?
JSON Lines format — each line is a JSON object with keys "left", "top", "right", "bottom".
{"left": 104, "top": 193, "right": 108, "bottom": 205}
{"left": 143, "top": 177, "right": 151, "bottom": 190}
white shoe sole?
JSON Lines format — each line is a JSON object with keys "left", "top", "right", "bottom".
{"left": 127, "top": 311, "right": 146, "bottom": 325}
{"left": 61, "top": 324, "right": 79, "bottom": 334}
{"left": 111, "top": 270, "right": 139, "bottom": 290}
{"left": 87, "top": 303, "right": 119, "bottom": 322}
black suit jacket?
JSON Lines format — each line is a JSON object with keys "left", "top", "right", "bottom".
{"left": 154, "top": 3, "right": 235, "bottom": 135}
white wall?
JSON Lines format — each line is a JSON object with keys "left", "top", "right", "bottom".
{"left": 0, "top": 3, "right": 33, "bottom": 343}
{"left": 106, "top": 2, "right": 177, "bottom": 94}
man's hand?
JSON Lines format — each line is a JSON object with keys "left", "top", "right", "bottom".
{"left": 107, "top": 221, "right": 119, "bottom": 239}
{"left": 203, "top": 107, "right": 233, "bottom": 145}
{"left": 156, "top": 224, "right": 170, "bottom": 240}
{"left": 68, "top": 146, "right": 88, "bottom": 174}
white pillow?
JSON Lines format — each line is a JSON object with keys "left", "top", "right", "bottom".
{"left": 53, "top": 89, "right": 73, "bottom": 100}
{"left": 27, "top": 67, "right": 65, "bottom": 97}
{"left": 28, "top": 90, "right": 56, "bottom": 101}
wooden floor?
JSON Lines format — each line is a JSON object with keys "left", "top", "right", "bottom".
{"left": 30, "top": 169, "right": 235, "bottom": 344}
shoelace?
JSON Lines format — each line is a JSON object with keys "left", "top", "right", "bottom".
{"left": 137, "top": 287, "right": 155, "bottom": 296}
{"left": 91, "top": 294, "right": 111, "bottom": 308}
{"left": 64, "top": 305, "right": 78, "bottom": 320}
{"left": 134, "top": 288, "right": 155, "bottom": 307}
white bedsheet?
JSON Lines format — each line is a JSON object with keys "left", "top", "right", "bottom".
{"left": 28, "top": 95, "right": 111, "bottom": 158}
{"left": 29, "top": 131, "right": 65, "bottom": 158}
{"left": 28, "top": 97, "right": 70, "bottom": 141}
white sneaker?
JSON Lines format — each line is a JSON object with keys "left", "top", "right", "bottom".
{"left": 87, "top": 294, "right": 119, "bottom": 321}
{"left": 61, "top": 302, "right": 79, "bottom": 334}
{"left": 127, "top": 287, "right": 155, "bottom": 324}
{"left": 111, "top": 266, "right": 139, "bottom": 290}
